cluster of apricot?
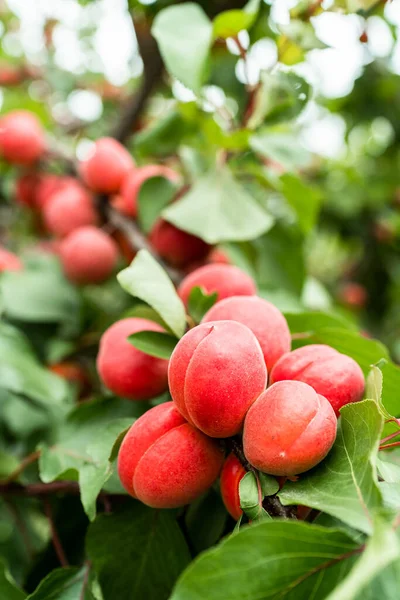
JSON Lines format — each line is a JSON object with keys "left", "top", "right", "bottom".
{"left": 0, "top": 109, "right": 215, "bottom": 282}
{"left": 97, "top": 263, "right": 365, "bottom": 517}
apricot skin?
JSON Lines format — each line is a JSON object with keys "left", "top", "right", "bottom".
{"left": 43, "top": 184, "right": 97, "bottom": 238}
{"left": 0, "top": 246, "right": 23, "bottom": 272}
{"left": 59, "top": 226, "right": 118, "bottom": 285}
{"left": 243, "top": 381, "right": 337, "bottom": 476}
{"left": 0, "top": 110, "right": 45, "bottom": 165}
{"left": 202, "top": 296, "right": 291, "bottom": 372}
{"left": 220, "top": 453, "right": 246, "bottom": 520}
{"left": 15, "top": 173, "right": 41, "bottom": 208}
{"left": 150, "top": 220, "right": 210, "bottom": 268}
{"left": 178, "top": 264, "right": 257, "bottom": 307}
{"left": 168, "top": 320, "right": 267, "bottom": 438}
{"left": 118, "top": 165, "right": 179, "bottom": 218}
{"left": 117, "top": 402, "right": 224, "bottom": 508}
{"left": 97, "top": 317, "right": 169, "bottom": 400}
{"left": 270, "top": 344, "right": 365, "bottom": 416}
{"left": 80, "top": 137, "right": 134, "bottom": 194}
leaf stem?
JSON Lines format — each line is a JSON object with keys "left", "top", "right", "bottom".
{"left": 0, "top": 450, "right": 41, "bottom": 484}
{"left": 379, "top": 441, "right": 400, "bottom": 451}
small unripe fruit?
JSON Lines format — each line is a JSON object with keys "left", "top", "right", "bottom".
{"left": 202, "top": 296, "right": 291, "bottom": 371}
{"left": 97, "top": 317, "right": 169, "bottom": 400}
{"left": 49, "top": 361, "right": 91, "bottom": 398}
{"left": 220, "top": 453, "right": 246, "bottom": 520}
{"left": 59, "top": 226, "right": 118, "bottom": 285}
{"left": 243, "top": 381, "right": 337, "bottom": 476}
{"left": 43, "top": 183, "right": 97, "bottom": 238}
{"left": 150, "top": 220, "right": 210, "bottom": 268}
{"left": 117, "top": 402, "right": 224, "bottom": 508}
{"left": 79, "top": 137, "right": 134, "bottom": 194}
{"left": 15, "top": 173, "right": 40, "bottom": 208}
{"left": 208, "top": 248, "right": 230, "bottom": 265}
{"left": 270, "top": 344, "right": 365, "bottom": 416}
{"left": 119, "top": 165, "right": 179, "bottom": 218}
{"left": 178, "top": 264, "right": 257, "bottom": 307}
{"left": 0, "top": 246, "right": 23, "bottom": 272}
{"left": 0, "top": 110, "right": 45, "bottom": 164}
{"left": 168, "top": 320, "right": 267, "bottom": 438}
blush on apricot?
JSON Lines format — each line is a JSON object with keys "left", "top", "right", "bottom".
{"left": 80, "top": 137, "right": 134, "bottom": 194}
{"left": 220, "top": 453, "right": 246, "bottom": 520}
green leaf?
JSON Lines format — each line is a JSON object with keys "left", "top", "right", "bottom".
{"left": 258, "top": 472, "right": 279, "bottom": 496}
{"left": 163, "top": 167, "right": 274, "bottom": 244}
{"left": 255, "top": 225, "right": 306, "bottom": 295}
{"left": 128, "top": 330, "right": 177, "bottom": 359}
{"left": 187, "top": 287, "right": 217, "bottom": 325}
{"left": 212, "top": 0, "right": 260, "bottom": 39}
{"left": 170, "top": 520, "right": 359, "bottom": 600}
{"left": 285, "top": 311, "right": 357, "bottom": 334}
{"left": 325, "top": 519, "right": 400, "bottom": 600}
{"left": 26, "top": 566, "right": 97, "bottom": 599}
{"left": 39, "top": 398, "right": 141, "bottom": 521}
{"left": 138, "top": 176, "right": 177, "bottom": 234}
{"left": 0, "top": 255, "right": 81, "bottom": 328}
{"left": 152, "top": 4, "right": 213, "bottom": 93}
{"left": 279, "top": 401, "right": 383, "bottom": 534}
{"left": 185, "top": 489, "right": 228, "bottom": 554}
{"left": 117, "top": 250, "right": 186, "bottom": 338}
{"left": 248, "top": 71, "right": 311, "bottom": 129}
{"left": 87, "top": 504, "right": 191, "bottom": 600}
{"left": 0, "top": 322, "right": 70, "bottom": 409}
{"left": 377, "top": 453, "right": 400, "bottom": 483}
{"left": 0, "top": 559, "right": 25, "bottom": 600}
{"left": 379, "top": 482, "right": 400, "bottom": 513}
{"left": 239, "top": 471, "right": 263, "bottom": 521}
{"left": 250, "top": 129, "right": 311, "bottom": 171}
{"left": 280, "top": 173, "right": 322, "bottom": 234}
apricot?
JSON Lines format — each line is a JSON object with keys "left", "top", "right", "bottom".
{"left": 118, "top": 165, "right": 179, "bottom": 218}
{"left": 97, "top": 317, "right": 169, "bottom": 400}
{"left": 59, "top": 226, "right": 118, "bottom": 285}
{"left": 0, "top": 246, "right": 23, "bottom": 272}
{"left": 35, "top": 175, "right": 76, "bottom": 210}
{"left": 43, "top": 183, "right": 97, "bottom": 237}
{"left": 150, "top": 220, "right": 210, "bottom": 268}
{"left": 168, "top": 320, "right": 267, "bottom": 437}
{"left": 15, "top": 173, "right": 40, "bottom": 208}
{"left": 79, "top": 137, "right": 134, "bottom": 194}
{"left": 178, "top": 264, "right": 257, "bottom": 307}
{"left": 243, "top": 381, "right": 337, "bottom": 476}
{"left": 202, "top": 296, "right": 291, "bottom": 372}
{"left": 0, "top": 110, "right": 45, "bottom": 164}
{"left": 338, "top": 282, "right": 367, "bottom": 309}
{"left": 270, "top": 344, "right": 365, "bottom": 416}
{"left": 220, "top": 453, "right": 246, "bottom": 520}
{"left": 118, "top": 402, "right": 224, "bottom": 508}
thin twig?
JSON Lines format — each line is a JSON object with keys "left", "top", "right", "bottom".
{"left": 80, "top": 561, "right": 91, "bottom": 600}
{"left": 43, "top": 497, "right": 69, "bottom": 567}
{"left": 379, "top": 441, "right": 400, "bottom": 451}
{"left": 0, "top": 450, "right": 41, "bottom": 484}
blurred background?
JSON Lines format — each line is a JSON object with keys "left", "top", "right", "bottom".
{"left": 1, "top": 0, "right": 400, "bottom": 358}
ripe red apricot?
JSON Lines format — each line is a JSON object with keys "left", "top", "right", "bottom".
{"left": 178, "top": 264, "right": 257, "bottom": 307}
{"left": 79, "top": 137, "right": 134, "bottom": 194}
{"left": 0, "top": 110, "right": 45, "bottom": 164}
{"left": 118, "top": 165, "right": 179, "bottom": 218}
{"left": 220, "top": 453, "right": 246, "bottom": 520}
{"left": 97, "top": 317, "right": 169, "bottom": 400}
{"left": 35, "top": 175, "right": 75, "bottom": 210}
{"left": 270, "top": 344, "right": 365, "bottom": 416}
{"left": 168, "top": 320, "right": 267, "bottom": 437}
{"left": 15, "top": 173, "right": 41, "bottom": 208}
{"left": 243, "top": 381, "right": 337, "bottom": 476}
{"left": 118, "top": 402, "right": 224, "bottom": 508}
{"left": 0, "top": 246, "right": 23, "bottom": 272}
{"left": 43, "top": 183, "right": 97, "bottom": 237}
{"left": 59, "top": 226, "right": 118, "bottom": 285}
{"left": 150, "top": 220, "right": 210, "bottom": 268}
{"left": 202, "top": 296, "right": 291, "bottom": 372}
